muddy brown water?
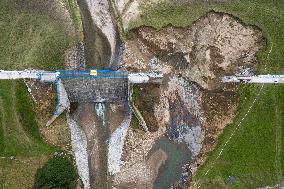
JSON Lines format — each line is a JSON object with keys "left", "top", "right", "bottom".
{"left": 150, "top": 137, "right": 192, "bottom": 189}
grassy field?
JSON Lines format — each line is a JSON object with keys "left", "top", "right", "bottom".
{"left": 0, "top": 0, "right": 73, "bottom": 71}
{"left": 130, "top": 0, "right": 284, "bottom": 188}
{"left": 0, "top": 0, "right": 77, "bottom": 188}
{"left": 0, "top": 80, "right": 55, "bottom": 157}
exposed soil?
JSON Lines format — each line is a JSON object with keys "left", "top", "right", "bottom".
{"left": 108, "top": 103, "right": 128, "bottom": 133}
{"left": 113, "top": 127, "right": 166, "bottom": 188}
{"left": 193, "top": 88, "right": 239, "bottom": 174}
{"left": 24, "top": 80, "right": 71, "bottom": 149}
{"left": 116, "top": 11, "right": 264, "bottom": 188}
{"left": 134, "top": 83, "right": 161, "bottom": 132}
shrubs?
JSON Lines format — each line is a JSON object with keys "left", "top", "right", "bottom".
{"left": 33, "top": 156, "right": 78, "bottom": 189}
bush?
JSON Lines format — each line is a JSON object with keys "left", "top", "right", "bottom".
{"left": 33, "top": 156, "right": 78, "bottom": 189}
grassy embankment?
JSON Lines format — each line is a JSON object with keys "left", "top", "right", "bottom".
{"left": 130, "top": 1, "right": 284, "bottom": 188}
{"left": 0, "top": 0, "right": 79, "bottom": 188}
{"left": 66, "top": 0, "right": 83, "bottom": 36}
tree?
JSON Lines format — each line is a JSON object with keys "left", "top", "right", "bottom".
{"left": 34, "top": 156, "right": 78, "bottom": 189}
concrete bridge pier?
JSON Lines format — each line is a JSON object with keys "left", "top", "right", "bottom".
{"left": 46, "top": 79, "right": 70, "bottom": 126}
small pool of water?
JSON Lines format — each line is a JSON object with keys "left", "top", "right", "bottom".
{"left": 150, "top": 137, "right": 192, "bottom": 189}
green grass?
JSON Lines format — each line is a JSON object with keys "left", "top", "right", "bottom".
{"left": 65, "top": 0, "right": 83, "bottom": 34}
{"left": 15, "top": 81, "right": 43, "bottom": 142}
{"left": 130, "top": 0, "right": 284, "bottom": 188}
{"left": 196, "top": 84, "right": 281, "bottom": 188}
{"left": 0, "top": 156, "right": 50, "bottom": 189}
{"left": 0, "top": 0, "right": 76, "bottom": 187}
{"left": 0, "top": 0, "right": 73, "bottom": 156}
{"left": 0, "top": 80, "right": 54, "bottom": 157}
{"left": 0, "top": 0, "right": 73, "bottom": 71}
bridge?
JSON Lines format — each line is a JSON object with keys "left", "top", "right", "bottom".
{"left": 0, "top": 69, "right": 163, "bottom": 126}
{"left": 222, "top": 75, "right": 284, "bottom": 84}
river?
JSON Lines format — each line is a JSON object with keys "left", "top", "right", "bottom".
{"left": 74, "top": 0, "right": 123, "bottom": 188}
{"left": 74, "top": 1, "right": 192, "bottom": 188}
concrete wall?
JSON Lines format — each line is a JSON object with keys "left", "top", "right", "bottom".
{"left": 62, "top": 78, "right": 129, "bottom": 102}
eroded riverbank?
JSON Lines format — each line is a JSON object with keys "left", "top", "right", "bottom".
{"left": 64, "top": 1, "right": 265, "bottom": 188}
{"left": 115, "top": 9, "right": 264, "bottom": 189}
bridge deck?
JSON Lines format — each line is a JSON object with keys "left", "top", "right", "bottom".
{"left": 0, "top": 69, "right": 162, "bottom": 102}
{"left": 58, "top": 69, "right": 128, "bottom": 79}
{"left": 62, "top": 77, "right": 129, "bottom": 103}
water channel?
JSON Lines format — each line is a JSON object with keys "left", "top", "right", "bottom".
{"left": 76, "top": 1, "right": 192, "bottom": 188}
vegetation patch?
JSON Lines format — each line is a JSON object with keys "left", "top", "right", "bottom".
{"left": 0, "top": 0, "right": 73, "bottom": 71}
{"left": 130, "top": 0, "right": 284, "bottom": 188}
{"left": 15, "top": 81, "right": 42, "bottom": 142}
{"left": 0, "top": 80, "right": 54, "bottom": 157}
{"left": 130, "top": 112, "right": 140, "bottom": 130}
{"left": 33, "top": 156, "right": 78, "bottom": 189}
{"left": 65, "top": 0, "right": 83, "bottom": 35}
{"left": 0, "top": 0, "right": 76, "bottom": 187}
{"left": 130, "top": 85, "right": 141, "bottom": 130}
{"left": 131, "top": 84, "right": 141, "bottom": 102}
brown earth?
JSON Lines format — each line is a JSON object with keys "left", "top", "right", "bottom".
{"left": 192, "top": 87, "right": 239, "bottom": 174}
{"left": 108, "top": 103, "right": 128, "bottom": 133}
{"left": 134, "top": 83, "right": 161, "bottom": 132}
{"left": 116, "top": 11, "right": 264, "bottom": 188}
{"left": 114, "top": 128, "right": 166, "bottom": 188}
{"left": 24, "top": 80, "right": 71, "bottom": 150}
{"left": 114, "top": 148, "right": 167, "bottom": 189}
